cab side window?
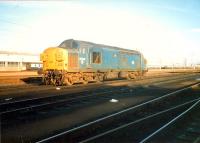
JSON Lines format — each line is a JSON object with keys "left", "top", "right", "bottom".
{"left": 92, "top": 52, "right": 101, "bottom": 64}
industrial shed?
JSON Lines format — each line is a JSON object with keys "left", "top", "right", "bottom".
{"left": 0, "top": 51, "right": 41, "bottom": 71}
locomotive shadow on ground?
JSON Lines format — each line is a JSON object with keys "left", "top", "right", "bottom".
{"left": 20, "top": 77, "right": 42, "bottom": 85}
{"left": 20, "top": 77, "right": 126, "bottom": 86}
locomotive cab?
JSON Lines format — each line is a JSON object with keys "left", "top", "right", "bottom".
{"left": 40, "top": 47, "right": 68, "bottom": 71}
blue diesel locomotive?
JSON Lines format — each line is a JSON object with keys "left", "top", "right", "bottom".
{"left": 40, "top": 39, "right": 147, "bottom": 85}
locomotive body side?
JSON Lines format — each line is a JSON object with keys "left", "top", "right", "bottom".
{"left": 61, "top": 39, "right": 145, "bottom": 72}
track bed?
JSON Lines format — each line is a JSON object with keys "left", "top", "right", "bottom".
{"left": 1, "top": 73, "right": 200, "bottom": 143}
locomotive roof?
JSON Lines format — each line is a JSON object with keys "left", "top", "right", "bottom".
{"left": 59, "top": 39, "right": 141, "bottom": 54}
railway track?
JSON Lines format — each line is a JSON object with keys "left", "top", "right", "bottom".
{"left": 83, "top": 98, "right": 200, "bottom": 143}
{"left": 140, "top": 99, "right": 200, "bottom": 143}
{"left": 0, "top": 72, "right": 198, "bottom": 102}
{"left": 174, "top": 114, "right": 200, "bottom": 143}
{"left": 1, "top": 73, "right": 199, "bottom": 120}
{"left": 1, "top": 86, "right": 130, "bottom": 118}
{"left": 1, "top": 72, "right": 198, "bottom": 106}
{"left": 1, "top": 74, "right": 200, "bottom": 143}
{"left": 34, "top": 83, "right": 200, "bottom": 143}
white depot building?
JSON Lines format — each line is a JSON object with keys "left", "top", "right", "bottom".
{"left": 0, "top": 51, "right": 42, "bottom": 71}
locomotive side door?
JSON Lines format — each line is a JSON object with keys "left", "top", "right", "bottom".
{"left": 67, "top": 49, "right": 79, "bottom": 71}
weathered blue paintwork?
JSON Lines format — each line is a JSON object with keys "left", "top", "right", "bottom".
{"left": 59, "top": 39, "right": 147, "bottom": 72}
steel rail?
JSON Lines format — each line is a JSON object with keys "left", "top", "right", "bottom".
{"left": 35, "top": 82, "right": 200, "bottom": 143}
{"left": 80, "top": 97, "right": 200, "bottom": 143}
{"left": 139, "top": 97, "right": 200, "bottom": 143}
{"left": 0, "top": 87, "right": 128, "bottom": 115}
{"left": 0, "top": 87, "right": 92, "bottom": 106}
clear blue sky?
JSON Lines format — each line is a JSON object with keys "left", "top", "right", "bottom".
{"left": 0, "top": 0, "right": 199, "bottom": 66}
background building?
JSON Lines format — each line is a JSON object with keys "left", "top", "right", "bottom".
{"left": 0, "top": 51, "right": 41, "bottom": 71}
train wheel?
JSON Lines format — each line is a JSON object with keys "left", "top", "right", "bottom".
{"left": 82, "top": 80, "right": 88, "bottom": 84}
{"left": 55, "top": 79, "right": 61, "bottom": 86}
{"left": 128, "top": 73, "right": 136, "bottom": 79}
{"left": 60, "top": 76, "right": 65, "bottom": 86}
{"left": 97, "top": 74, "right": 104, "bottom": 82}
{"left": 55, "top": 75, "right": 63, "bottom": 86}
{"left": 51, "top": 78, "right": 57, "bottom": 86}
{"left": 82, "top": 77, "right": 88, "bottom": 84}
{"left": 126, "top": 74, "right": 131, "bottom": 80}
{"left": 65, "top": 78, "right": 74, "bottom": 86}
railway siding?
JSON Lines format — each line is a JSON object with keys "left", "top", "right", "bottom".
{"left": 1, "top": 74, "right": 200, "bottom": 143}
{"left": 148, "top": 97, "right": 200, "bottom": 143}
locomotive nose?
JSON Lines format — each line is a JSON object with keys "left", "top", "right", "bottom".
{"left": 40, "top": 47, "right": 68, "bottom": 71}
